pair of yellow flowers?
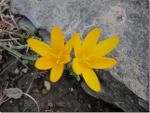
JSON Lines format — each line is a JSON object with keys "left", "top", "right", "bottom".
{"left": 27, "top": 26, "right": 119, "bottom": 92}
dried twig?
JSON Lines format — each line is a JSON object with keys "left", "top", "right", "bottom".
{"left": 0, "top": 0, "right": 22, "bottom": 46}
{"left": 0, "top": 82, "right": 10, "bottom": 106}
{"left": 0, "top": 38, "right": 20, "bottom": 42}
{"left": 25, "top": 77, "right": 35, "bottom": 94}
{"left": 23, "top": 93, "right": 40, "bottom": 112}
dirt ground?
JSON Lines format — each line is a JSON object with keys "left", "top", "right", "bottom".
{"left": 0, "top": 61, "right": 123, "bottom": 112}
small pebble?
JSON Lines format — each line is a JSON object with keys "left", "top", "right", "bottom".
{"left": 70, "top": 88, "right": 74, "bottom": 92}
{"left": 9, "top": 100, "right": 13, "bottom": 104}
{"left": 42, "top": 88, "right": 48, "bottom": 94}
{"left": 44, "top": 81, "right": 51, "bottom": 91}
{"left": 88, "top": 104, "right": 92, "bottom": 109}
{"left": 22, "top": 68, "right": 28, "bottom": 73}
{"left": 14, "top": 68, "right": 19, "bottom": 74}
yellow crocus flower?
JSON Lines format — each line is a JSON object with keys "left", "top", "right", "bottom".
{"left": 27, "top": 26, "right": 76, "bottom": 82}
{"left": 72, "top": 28, "right": 119, "bottom": 92}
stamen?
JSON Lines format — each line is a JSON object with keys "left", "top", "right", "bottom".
{"left": 55, "top": 51, "right": 64, "bottom": 64}
{"left": 79, "top": 53, "right": 92, "bottom": 67}
{"left": 56, "top": 59, "right": 60, "bottom": 64}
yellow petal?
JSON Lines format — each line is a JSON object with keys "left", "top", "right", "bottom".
{"left": 90, "top": 57, "right": 117, "bottom": 69}
{"left": 64, "top": 33, "right": 79, "bottom": 54}
{"left": 60, "top": 55, "right": 70, "bottom": 64}
{"left": 50, "top": 65, "right": 64, "bottom": 82}
{"left": 51, "top": 26, "right": 64, "bottom": 49}
{"left": 35, "top": 56, "right": 56, "bottom": 70}
{"left": 27, "top": 38, "right": 51, "bottom": 56}
{"left": 82, "top": 68, "right": 101, "bottom": 92}
{"left": 72, "top": 58, "right": 82, "bottom": 75}
{"left": 82, "top": 28, "right": 101, "bottom": 51}
{"left": 74, "top": 33, "right": 81, "bottom": 57}
{"left": 94, "top": 36, "right": 119, "bottom": 57}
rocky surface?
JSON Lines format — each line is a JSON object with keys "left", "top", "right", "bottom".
{"left": 81, "top": 71, "right": 149, "bottom": 112}
{"left": 10, "top": 0, "right": 149, "bottom": 111}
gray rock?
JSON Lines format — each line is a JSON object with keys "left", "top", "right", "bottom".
{"left": 4, "top": 88, "right": 23, "bottom": 99}
{"left": 10, "top": 0, "right": 149, "bottom": 106}
{"left": 81, "top": 71, "right": 149, "bottom": 111}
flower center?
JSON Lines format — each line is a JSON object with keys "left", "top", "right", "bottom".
{"left": 79, "top": 54, "right": 93, "bottom": 67}
{"left": 56, "top": 51, "right": 64, "bottom": 64}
